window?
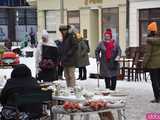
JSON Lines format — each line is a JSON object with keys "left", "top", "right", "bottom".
{"left": 15, "top": 8, "right": 37, "bottom": 41}
{"left": 45, "top": 10, "right": 60, "bottom": 33}
{"left": 0, "top": 9, "right": 8, "bottom": 25}
{"left": 26, "top": 9, "right": 37, "bottom": 25}
{"left": 0, "top": 0, "right": 28, "bottom": 6}
{"left": 16, "top": 8, "right": 37, "bottom": 25}
{"left": 16, "top": 9, "right": 25, "bottom": 25}
{"left": 139, "top": 8, "right": 160, "bottom": 45}
{"left": 102, "top": 8, "right": 119, "bottom": 41}
{"left": 67, "top": 10, "right": 80, "bottom": 32}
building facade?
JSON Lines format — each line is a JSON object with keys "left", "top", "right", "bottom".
{"left": 0, "top": 0, "right": 37, "bottom": 43}
{"left": 29, "top": 0, "right": 127, "bottom": 56}
{"left": 129, "top": 0, "right": 160, "bottom": 46}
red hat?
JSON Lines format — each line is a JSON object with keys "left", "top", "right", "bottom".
{"left": 104, "top": 28, "right": 112, "bottom": 39}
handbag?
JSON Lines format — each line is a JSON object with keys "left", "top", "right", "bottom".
{"left": 1, "top": 106, "right": 29, "bottom": 120}
{"left": 39, "top": 59, "right": 56, "bottom": 70}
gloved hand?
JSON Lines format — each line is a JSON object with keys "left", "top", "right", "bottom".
{"left": 115, "top": 56, "right": 120, "bottom": 61}
{"left": 97, "top": 61, "right": 100, "bottom": 65}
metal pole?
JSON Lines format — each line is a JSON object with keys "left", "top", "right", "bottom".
{"left": 60, "top": 0, "right": 64, "bottom": 24}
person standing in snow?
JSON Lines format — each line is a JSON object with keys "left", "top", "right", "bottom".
{"left": 59, "top": 25, "right": 78, "bottom": 87}
{"left": 95, "top": 28, "right": 121, "bottom": 90}
{"left": 143, "top": 21, "right": 160, "bottom": 103}
{"left": 76, "top": 33, "right": 90, "bottom": 80}
{"left": 55, "top": 39, "right": 64, "bottom": 80}
{"left": 29, "top": 27, "right": 36, "bottom": 48}
{"left": 35, "top": 30, "right": 59, "bottom": 82}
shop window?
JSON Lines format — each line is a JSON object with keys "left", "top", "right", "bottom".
{"left": 150, "top": 9, "right": 160, "bottom": 19}
{"left": 139, "top": 10, "right": 149, "bottom": 20}
{"left": 0, "top": 9, "right": 8, "bottom": 25}
{"left": 139, "top": 8, "right": 160, "bottom": 45}
{"left": 102, "top": 8, "right": 119, "bottom": 42}
{"left": 67, "top": 10, "right": 80, "bottom": 32}
{"left": 16, "top": 9, "right": 25, "bottom": 25}
{"left": 15, "top": 8, "right": 37, "bottom": 41}
{"left": 0, "top": 0, "right": 28, "bottom": 6}
{"left": 16, "top": 9, "right": 37, "bottom": 25}
{"left": 26, "top": 9, "right": 37, "bottom": 25}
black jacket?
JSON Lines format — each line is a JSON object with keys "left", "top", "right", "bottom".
{"left": 61, "top": 33, "right": 78, "bottom": 67}
{"left": 37, "top": 45, "right": 59, "bottom": 81}
{"left": 0, "top": 64, "right": 42, "bottom": 117}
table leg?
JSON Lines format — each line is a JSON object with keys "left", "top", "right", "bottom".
{"left": 52, "top": 113, "right": 58, "bottom": 120}
{"left": 117, "top": 110, "right": 122, "bottom": 120}
{"left": 70, "top": 115, "right": 74, "bottom": 120}
{"left": 83, "top": 114, "right": 90, "bottom": 120}
{"left": 122, "top": 109, "right": 126, "bottom": 120}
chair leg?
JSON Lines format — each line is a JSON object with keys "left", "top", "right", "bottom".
{"left": 139, "top": 70, "right": 142, "bottom": 81}
{"left": 135, "top": 71, "right": 139, "bottom": 82}
{"left": 127, "top": 69, "right": 130, "bottom": 81}
{"left": 131, "top": 69, "right": 134, "bottom": 81}
{"left": 144, "top": 72, "right": 147, "bottom": 82}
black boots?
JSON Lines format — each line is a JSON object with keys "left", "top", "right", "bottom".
{"left": 77, "top": 67, "right": 87, "bottom": 80}
{"left": 105, "top": 77, "right": 117, "bottom": 90}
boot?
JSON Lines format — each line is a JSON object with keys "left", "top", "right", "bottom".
{"left": 77, "top": 68, "right": 82, "bottom": 80}
{"left": 77, "top": 76, "right": 82, "bottom": 80}
{"left": 81, "top": 67, "right": 87, "bottom": 80}
{"left": 81, "top": 76, "right": 86, "bottom": 80}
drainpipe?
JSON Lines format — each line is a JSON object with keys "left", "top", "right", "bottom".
{"left": 60, "top": 0, "right": 64, "bottom": 24}
{"left": 126, "top": 0, "right": 130, "bottom": 47}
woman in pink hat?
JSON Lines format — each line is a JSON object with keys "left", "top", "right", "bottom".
{"left": 95, "top": 28, "right": 121, "bottom": 120}
{"left": 95, "top": 28, "right": 121, "bottom": 90}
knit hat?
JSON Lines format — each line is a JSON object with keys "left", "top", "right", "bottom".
{"left": 11, "top": 64, "right": 32, "bottom": 78}
{"left": 59, "top": 25, "right": 70, "bottom": 31}
{"left": 104, "top": 28, "right": 112, "bottom": 39}
{"left": 42, "top": 30, "right": 49, "bottom": 39}
{"left": 147, "top": 22, "right": 158, "bottom": 32}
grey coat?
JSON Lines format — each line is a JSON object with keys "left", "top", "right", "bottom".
{"left": 76, "top": 39, "right": 90, "bottom": 67}
{"left": 95, "top": 41, "right": 121, "bottom": 77}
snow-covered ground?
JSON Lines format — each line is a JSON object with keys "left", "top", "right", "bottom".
{"left": 0, "top": 48, "right": 160, "bottom": 120}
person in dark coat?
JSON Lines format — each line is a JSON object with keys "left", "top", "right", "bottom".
{"left": 95, "top": 28, "right": 121, "bottom": 90}
{"left": 59, "top": 25, "right": 78, "bottom": 87}
{"left": 55, "top": 39, "right": 64, "bottom": 80}
{"left": 143, "top": 21, "right": 160, "bottom": 103}
{"left": 76, "top": 33, "right": 90, "bottom": 80}
{"left": 0, "top": 64, "right": 42, "bottom": 119}
{"left": 36, "top": 30, "right": 59, "bottom": 82}
{"left": 29, "top": 27, "right": 36, "bottom": 48}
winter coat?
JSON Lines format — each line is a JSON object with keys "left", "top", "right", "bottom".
{"left": 76, "top": 39, "right": 90, "bottom": 67}
{"left": 143, "top": 37, "right": 160, "bottom": 69}
{"left": 35, "top": 41, "right": 59, "bottom": 82}
{"left": 61, "top": 33, "right": 78, "bottom": 67}
{"left": 55, "top": 40, "right": 63, "bottom": 60}
{"left": 0, "top": 64, "right": 42, "bottom": 117}
{"left": 95, "top": 41, "right": 121, "bottom": 77}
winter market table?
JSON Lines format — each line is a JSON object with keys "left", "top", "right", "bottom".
{"left": 51, "top": 94, "right": 127, "bottom": 120}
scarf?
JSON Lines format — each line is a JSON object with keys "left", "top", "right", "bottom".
{"left": 104, "top": 40, "right": 115, "bottom": 63}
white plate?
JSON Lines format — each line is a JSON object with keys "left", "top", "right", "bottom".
{"left": 110, "top": 92, "right": 128, "bottom": 97}
{"left": 107, "top": 102, "right": 125, "bottom": 108}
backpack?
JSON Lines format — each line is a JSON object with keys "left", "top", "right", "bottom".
{"left": 1, "top": 106, "right": 29, "bottom": 120}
